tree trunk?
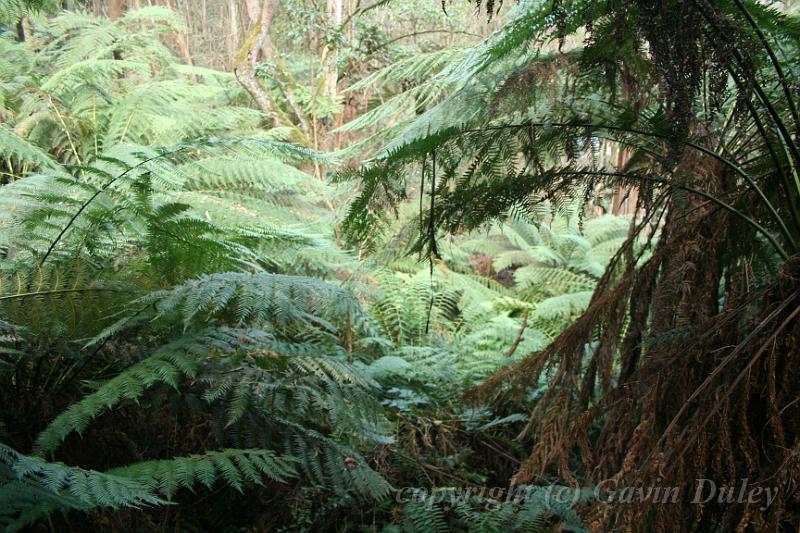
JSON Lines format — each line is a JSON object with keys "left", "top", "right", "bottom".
{"left": 108, "top": 0, "right": 124, "bottom": 20}
{"left": 323, "top": 0, "right": 343, "bottom": 99}
{"left": 244, "top": 0, "right": 260, "bottom": 23}
{"left": 167, "top": 0, "right": 194, "bottom": 66}
{"left": 233, "top": 0, "right": 279, "bottom": 122}
{"left": 227, "top": 0, "right": 239, "bottom": 62}
{"left": 611, "top": 148, "right": 633, "bottom": 215}
{"left": 244, "top": 0, "right": 270, "bottom": 60}
{"left": 107, "top": 0, "right": 125, "bottom": 60}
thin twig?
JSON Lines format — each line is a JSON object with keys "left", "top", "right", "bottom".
{"left": 506, "top": 310, "right": 528, "bottom": 358}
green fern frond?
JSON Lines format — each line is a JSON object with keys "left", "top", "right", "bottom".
{"left": 0, "top": 124, "right": 60, "bottom": 173}
{"left": 105, "top": 448, "right": 298, "bottom": 498}
{"left": 1, "top": 442, "right": 165, "bottom": 531}
{"left": 34, "top": 328, "right": 268, "bottom": 456}
{"left": 531, "top": 291, "right": 593, "bottom": 322}
{"left": 1, "top": 443, "right": 297, "bottom": 531}
{"left": 133, "top": 271, "right": 357, "bottom": 331}
{"left": 513, "top": 266, "right": 596, "bottom": 293}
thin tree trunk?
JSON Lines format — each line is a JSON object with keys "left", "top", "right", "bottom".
{"left": 611, "top": 147, "right": 632, "bottom": 215}
{"left": 244, "top": 0, "right": 260, "bottom": 26}
{"left": 227, "top": 0, "right": 239, "bottom": 62}
{"left": 323, "top": 0, "right": 343, "bottom": 99}
{"left": 107, "top": 0, "right": 126, "bottom": 60}
{"left": 168, "top": 0, "right": 194, "bottom": 66}
{"left": 234, "top": 0, "right": 314, "bottom": 138}
{"left": 15, "top": 19, "right": 25, "bottom": 42}
{"left": 201, "top": 0, "right": 208, "bottom": 61}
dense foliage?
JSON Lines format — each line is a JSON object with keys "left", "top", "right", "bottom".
{"left": 1, "top": 0, "right": 799, "bottom": 532}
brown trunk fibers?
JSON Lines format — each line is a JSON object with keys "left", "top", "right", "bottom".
{"left": 468, "top": 148, "right": 800, "bottom": 532}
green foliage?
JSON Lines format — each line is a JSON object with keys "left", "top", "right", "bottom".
{"left": 336, "top": 0, "right": 799, "bottom": 263}
{"left": 0, "top": 17, "right": 384, "bottom": 518}
{"left": 1, "top": 442, "right": 297, "bottom": 531}
{"left": 1, "top": 442, "right": 165, "bottom": 531}
{"left": 104, "top": 448, "right": 298, "bottom": 497}
{"left": 0, "top": 8, "right": 275, "bottom": 174}
{"left": 32, "top": 329, "right": 250, "bottom": 456}
{"left": 337, "top": 2, "right": 800, "bottom": 533}
{"left": 0, "top": 4, "right": 637, "bottom": 532}
{"left": 134, "top": 271, "right": 358, "bottom": 331}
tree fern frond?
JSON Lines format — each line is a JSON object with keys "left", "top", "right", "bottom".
{"left": 105, "top": 448, "right": 298, "bottom": 498}
{"left": 1, "top": 443, "right": 165, "bottom": 531}
{"left": 0, "top": 124, "right": 60, "bottom": 173}
{"left": 531, "top": 291, "right": 593, "bottom": 322}
{"left": 133, "top": 271, "right": 357, "bottom": 331}
{"left": 34, "top": 328, "right": 268, "bottom": 456}
{"left": 1, "top": 443, "right": 297, "bottom": 530}
{"left": 513, "top": 266, "right": 596, "bottom": 293}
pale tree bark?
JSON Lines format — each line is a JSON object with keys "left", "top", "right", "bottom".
{"left": 234, "top": 0, "right": 314, "bottom": 140}
{"left": 244, "top": 0, "right": 270, "bottom": 60}
{"left": 322, "top": 0, "right": 343, "bottom": 99}
{"left": 611, "top": 147, "right": 636, "bottom": 215}
{"left": 244, "top": 0, "right": 260, "bottom": 21}
{"left": 227, "top": 0, "right": 240, "bottom": 62}
{"left": 233, "top": 0, "right": 279, "bottom": 122}
{"left": 201, "top": 0, "right": 209, "bottom": 60}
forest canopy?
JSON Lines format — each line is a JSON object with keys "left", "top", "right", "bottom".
{"left": 0, "top": 0, "right": 799, "bottom": 531}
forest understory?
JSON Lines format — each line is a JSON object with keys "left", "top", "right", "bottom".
{"left": 1, "top": 0, "right": 799, "bottom": 531}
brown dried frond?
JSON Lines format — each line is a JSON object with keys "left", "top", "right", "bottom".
{"left": 469, "top": 143, "right": 800, "bottom": 530}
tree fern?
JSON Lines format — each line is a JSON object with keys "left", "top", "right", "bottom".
{"left": 33, "top": 328, "right": 266, "bottom": 456}
{"left": 104, "top": 448, "right": 297, "bottom": 498}
{"left": 0, "top": 124, "right": 59, "bottom": 174}
{"left": 128, "top": 271, "right": 358, "bottom": 331}
{"left": 1, "top": 442, "right": 297, "bottom": 531}
{"left": 0, "top": 8, "right": 304, "bottom": 172}
{"left": 1, "top": 442, "right": 164, "bottom": 531}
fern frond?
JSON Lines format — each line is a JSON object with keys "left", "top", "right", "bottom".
{"left": 34, "top": 328, "right": 268, "bottom": 456}
{"left": 1, "top": 443, "right": 297, "bottom": 531}
{"left": 0, "top": 124, "right": 60, "bottom": 172}
{"left": 531, "top": 291, "right": 593, "bottom": 322}
{"left": 1, "top": 442, "right": 164, "bottom": 531}
{"left": 105, "top": 448, "right": 297, "bottom": 498}
{"left": 513, "top": 266, "right": 595, "bottom": 293}
{"left": 134, "top": 271, "right": 358, "bottom": 331}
